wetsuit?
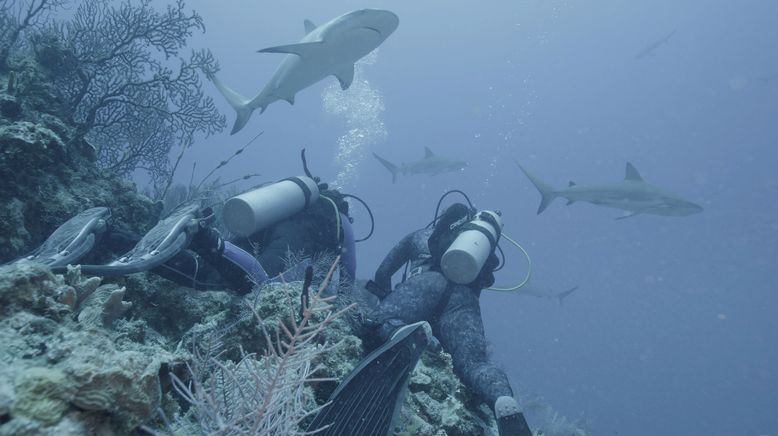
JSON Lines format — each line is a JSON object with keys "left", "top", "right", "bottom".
{"left": 371, "top": 228, "right": 514, "bottom": 408}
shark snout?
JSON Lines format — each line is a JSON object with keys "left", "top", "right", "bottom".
{"left": 352, "top": 9, "right": 399, "bottom": 37}
{"left": 687, "top": 202, "right": 704, "bottom": 215}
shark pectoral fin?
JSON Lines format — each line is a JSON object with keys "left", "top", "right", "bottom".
{"left": 258, "top": 41, "right": 324, "bottom": 58}
{"left": 304, "top": 19, "right": 316, "bottom": 35}
{"left": 283, "top": 94, "right": 295, "bottom": 105}
{"left": 615, "top": 211, "right": 643, "bottom": 220}
{"left": 335, "top": 65, "right": 355, "bottom": 90}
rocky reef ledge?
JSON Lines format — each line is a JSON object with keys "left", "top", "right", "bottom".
{"left": 0, "top": 261, "right": 500, "bottom": 435}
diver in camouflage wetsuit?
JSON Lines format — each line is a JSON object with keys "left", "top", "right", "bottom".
{"left": 367, "top": 203, "right": 531, "bottom": 435}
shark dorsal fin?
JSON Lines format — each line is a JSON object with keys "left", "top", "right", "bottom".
{"left": 424, "top": 147, "right": 434, "bottom": 158}
{"left": 258, "top": 41, "right": 323, "bottom": 58}
{"left": 568, "top": 181, "right": 576, "bottom": 187}
{"left": 625, "top": 162, "right": 644, "bottom": 182}
{"left": 304, "top": 19, "right": 316, "bottom": 35}
{"left": 335, "top": 65, "right": 355, "bottom": 90}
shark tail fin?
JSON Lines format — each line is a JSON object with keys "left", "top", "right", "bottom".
{"left": 210, "top": 74, "right": 255, "bottom": 135}
{"left": 516, "top": 162, "right": 557, "bottom": 214}
{"left": 373, "top": 152, "right": 399, "bottom": 183}
{"left": 557, "top": 286, "right": 579, "bottom": 306}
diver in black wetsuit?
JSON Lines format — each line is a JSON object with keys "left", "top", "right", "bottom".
{"left": 161, "top": 182, "right": 355, "bottom": 293}
{"left": 367, "top": 202, "right": 532, "bottom": 436}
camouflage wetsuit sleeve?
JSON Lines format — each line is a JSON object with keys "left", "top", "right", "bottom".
{"left": 374, "top": 228, "right": 431, "bottom": 292}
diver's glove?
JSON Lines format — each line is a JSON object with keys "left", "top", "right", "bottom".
{"left": 189, "top": 222, "right": 224, "bottom": 259}
{"left": 365, "top": 279, "right": 390, "bottom": 299}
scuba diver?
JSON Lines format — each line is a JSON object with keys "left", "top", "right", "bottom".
{"left": 307, "top": 192, "right": 531, "bottom": 435}
{"left": 7, "top": 151, "right": 366, "bottom": 294}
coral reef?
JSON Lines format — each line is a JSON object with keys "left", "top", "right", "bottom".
{"left": 0, "top": 263, "right": 187, "bottom": 435}
{"left": 0, "top": 258, "right": 508, "bottom": 435}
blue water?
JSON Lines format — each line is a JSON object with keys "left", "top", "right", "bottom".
{"left": 175, "top": 1, "right": 778, "bottom": 434}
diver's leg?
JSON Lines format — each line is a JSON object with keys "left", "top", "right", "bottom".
{"left": 436, "top": 284, "right": 531, "bottom": 435}
{"left": 373, "top": 271, "right": 449, "bottom": 341}
{"left": 436, "top": 284, "right": 513, "bottom": 403}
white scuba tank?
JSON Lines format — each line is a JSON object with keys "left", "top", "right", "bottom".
{"left": 440, "top": 210, "right": 503, "bottom": 285}
{"left": 222, "top": 176, "right": 320, "bottom": 237}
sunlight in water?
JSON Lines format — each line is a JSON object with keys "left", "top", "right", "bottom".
{"left": 322, "top": 50, "right": 388, "bottom": 189}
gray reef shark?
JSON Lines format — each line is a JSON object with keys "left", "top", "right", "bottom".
{"left": 211, "top": 9, "right": 399, "bottom": 134}
{"left": 635, "top": 30, "right": 676, "bottom": 60}
{"left": 373, "top": 147, "right": 468, "bottom": 183}
{"left": 517, "top": 161, "right": 703, "bottom": 220}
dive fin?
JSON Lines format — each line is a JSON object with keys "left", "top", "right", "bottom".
{"left": 495, "top": 396, "right": 533, "bottom": 436}
{"left": 624, "top": 162, "right": 644, "bottom": 182}
{"left": 424, "top": 146, "right": 434, "bottom": 158}
{"left": 210, "top": 74, "right": 254, "bottom": 135}
{"left": 307, "top": 322, "right": 430, "bottom": 435}
{"left": 9, "top": 207, "right": 111, "bottom": 269}
{"left": 373, "top": 152, "right": 400, "bottom": 183}
{"left": 258, "top": 41, "right": 323, "bottom": 58}
{"left": 556, "top": 285, "right": 579, "bottom": 306}
{"left": 67, "top": 204, "right": 201, "bottom": 276}
{"left": 304, "top": 19, "right": 316, "bottom": 34}
{"left": 335, "top": 64, "right": 355, "bottom": 90}
{"left": 516, "top": 161, "right": 557, "bottom": 214}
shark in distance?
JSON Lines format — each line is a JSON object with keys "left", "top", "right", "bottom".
{"left": 515, "top": 283, "right": 579, "bottom": 305}
{"left": 635, "top": 30, "right": 676, "bottom": 59}
{"left": 517, "top": 161, "right": 703, "bottom": 220}
{"left": 211, "top": 9, "right": 399, "bottom": 134}
{"left": 373, "top": 147, "right": 468, "bottom": 183}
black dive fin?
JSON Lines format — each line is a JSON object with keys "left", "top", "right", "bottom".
{"left": 10, "top": 207, "right": 111, "bottom": 268}
{"left": 497, "top": 412, "right": 533, "bottom": 436}
{"left": 307, "top": 321, "right": 430, "bottom": 435}
{"left": 65, "top": 204, "right": 201, "bottom": 276}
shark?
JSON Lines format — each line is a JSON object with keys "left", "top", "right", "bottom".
{"left": 635, "top": 30, "right": 676, "bottom": 60}
{"left": 211, "top": 9, "right": 399, "bottom": 134}
{"left": 515, "top": 283, "right": 579, "bottom": 305}
{"left": 373, "top": 147, "right": 468, "bottom": 183}
{"left": 517, "top": 161, "right": 703, "bottom": 220}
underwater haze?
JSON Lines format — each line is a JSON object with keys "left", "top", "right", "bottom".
{"left": 174, "top": 0, "right": 777, "bottom": 434}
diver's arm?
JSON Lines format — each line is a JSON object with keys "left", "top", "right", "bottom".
{"left": 374, "top": 231, "right": 416, "bottom": 292}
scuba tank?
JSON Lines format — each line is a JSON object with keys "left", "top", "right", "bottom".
{"left": 440, "top": 210, "right": 503, "bottom": 285}
{"left": 222, "top": 176, "right": 320, "bottom": 237}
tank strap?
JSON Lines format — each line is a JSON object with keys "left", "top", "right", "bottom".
{"left": 478, "top": 213, "right": 502, "bottom": 241}
{"left": 460, "top": 222, "right": 497, "bottom": 249}
{"left": 282, "top": 177, "right": 313, "bottom": 208}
